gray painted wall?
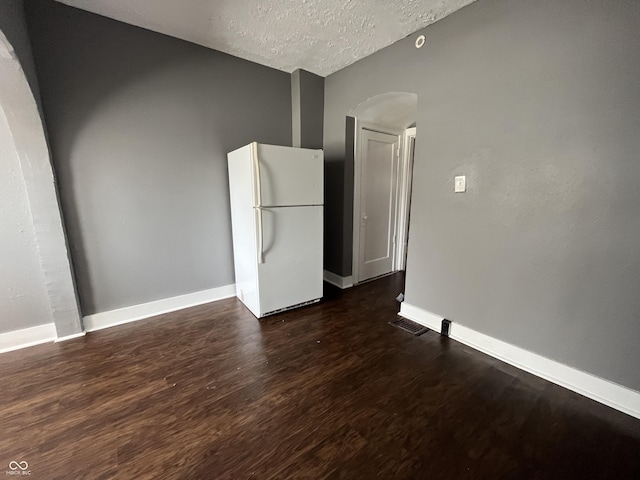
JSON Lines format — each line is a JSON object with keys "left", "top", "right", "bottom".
{"left": 26, "top": 0, "right": 292, "bottom": 315}
{"left": 299, "top": 70, "right": 325, "bottom": 150}
{"left": 292, "top": 69, "right": 324, "bottom": 149}
{"left": 0, "top": 0, "right": 41, "bottom": 109}
{"left": 292, "top": 70, "right": 302, "bottom": 148}
{"left": 324, "top": 0, "right": 640, "bottom": 391}
{"left": 0, "top": 107, "right": 52, "bottom": 334}
{"left": 324, "top": 117, "right": 351, "bottom": 275}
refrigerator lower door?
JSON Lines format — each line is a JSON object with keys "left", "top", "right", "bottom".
{"left": 257, "top": 205, "right": 323, "bottom": 316}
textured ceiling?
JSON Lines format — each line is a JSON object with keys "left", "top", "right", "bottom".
{"left": 55, "top": 0, "right": 475, "bottom": 76}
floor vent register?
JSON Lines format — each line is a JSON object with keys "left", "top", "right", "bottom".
{"left": 389, "top": 318, "right": 429, "bottom": 336}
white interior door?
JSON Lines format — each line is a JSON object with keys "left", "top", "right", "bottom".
{"left": 357, "top": 129, "right": 399, "bottom": 282}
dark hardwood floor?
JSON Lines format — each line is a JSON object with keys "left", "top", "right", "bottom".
{"left": 1, "top": 273, "right": 638, "bottom": 479}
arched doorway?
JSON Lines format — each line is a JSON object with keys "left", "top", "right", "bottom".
{"left": 348, "top": 92, "right": 417, "bottom": 284}
{"left": 0, "top": 27, "right": 82, "bottom": 341}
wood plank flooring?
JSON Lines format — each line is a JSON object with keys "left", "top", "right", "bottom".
{"left": 0, "top": 273, "right": 639, "bottom": 479}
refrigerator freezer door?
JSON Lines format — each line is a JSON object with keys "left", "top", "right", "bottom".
{"left": 256, "top": 144, "right": 323, "bottom": 207}
{"left": 257, "top": 205, "right": 323, "bottom": 315}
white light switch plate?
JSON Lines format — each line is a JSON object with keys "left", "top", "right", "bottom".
{"left": 454, "top": 175, "right": 466, "bottom": 193}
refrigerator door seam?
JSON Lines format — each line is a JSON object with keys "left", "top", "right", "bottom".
{"left": 259, "top": 205, "right": 324, "bottom": 208}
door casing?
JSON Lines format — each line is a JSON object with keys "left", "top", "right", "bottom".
{"left": 395, "top": 127, "right": 416, "bottom": 272}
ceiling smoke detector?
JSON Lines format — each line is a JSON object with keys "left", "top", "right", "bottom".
{"left": 415, "top": 34, "right": 426, "bottom": 49}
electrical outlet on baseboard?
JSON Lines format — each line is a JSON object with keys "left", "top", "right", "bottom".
{"left": 441, "top": 319, "right": 451, "bottom": 336}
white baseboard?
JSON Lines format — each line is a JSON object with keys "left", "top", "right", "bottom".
{"left": 323, "top": 270, "right": 354, "bottom": 289}
{"left": 399, "top": 302, "right": 640, "bottom": 420}
{"left": 55, "top": 331, "right": 86, "bottom": 343}
{"left": 399, "top": 303, "right": 442, "bottom": 331}
{"left": 0, "top": 323, "right": 57, "bottom": 354}
{"left": 83, "top": 284, "right": 236, "bottom": 332}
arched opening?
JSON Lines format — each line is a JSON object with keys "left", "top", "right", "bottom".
{"left": 0, "top": 27, "right": 81, "bottom": 341}
{"left": 346, "top": 92, "right": 417, "bottom": 285}
{"left": 349, "top": 92, "right": 417, "bottom": 130}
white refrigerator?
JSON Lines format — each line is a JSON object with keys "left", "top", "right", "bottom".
{"left": 227, "top": 142, "right": 324, "bottom": 318}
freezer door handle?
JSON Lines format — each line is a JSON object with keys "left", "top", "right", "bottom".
{"left": 252, "top": 142, "right": 264, "bottom": 263}
{"left": 252, "top": 142, "right": 262, "bottom": 207}
{"left": 254, "top": 207, "right": 264, "bottom": 264}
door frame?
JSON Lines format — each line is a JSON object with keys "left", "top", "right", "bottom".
{"left": 394, "top": 127, "right": 416, "bottom": 271}
{"left": 352, "top": 119, "right": 403, "bottom": 285}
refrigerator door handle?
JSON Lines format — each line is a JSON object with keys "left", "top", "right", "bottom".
{"left": 252, "top": 142, "right": 262, "bottom": 207}
{"left": 254, "top": 207, "right": 264, "bottom": 264}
